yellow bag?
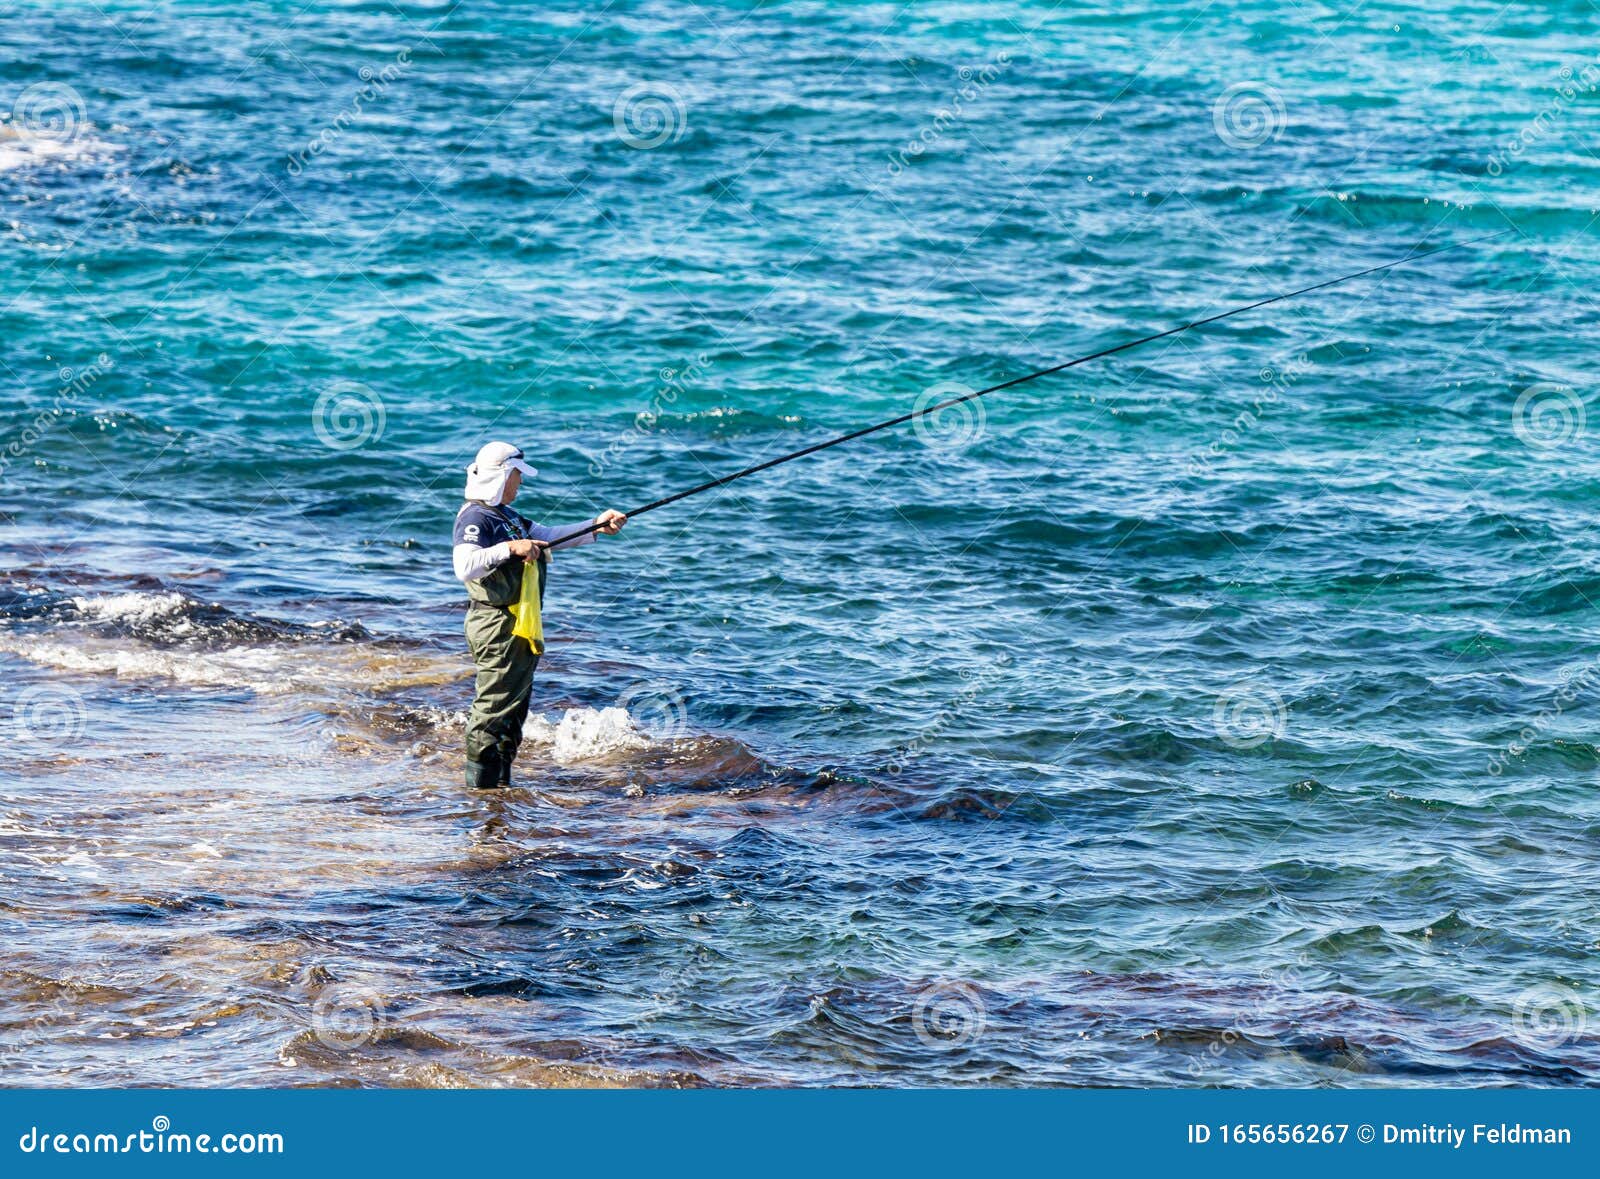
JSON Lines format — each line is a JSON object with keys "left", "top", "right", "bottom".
{"left": 508, "top": 556, "right": 545, "bottom": 653}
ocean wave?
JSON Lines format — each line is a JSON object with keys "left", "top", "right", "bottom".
{"left": 277, "top": 1023, "right": 704, "bottom": 1088}
{"left": 622, "top": 406, "right": 807, "bottom": 436}
{"left": 0, "top": 635, "right": 461, "bottom": 695}
{"left": 525, "top": 706, "right": 650, "bottom": 763}
{"left": 0, "top": 580, "right": 805, "bottom": 786}
{"left": 337, "top": 696, "right": 807, "bottom": 796}
{"left": 1294, "top": 190, "right": 1571, "bottom": 231}
{"left": 2, "top": 584, "right": 373, "bottom": 647}
{"left": 0, "top": 583, "right": 461, "bottom": 696}
{"left": 0, "top": 125, "right": 116, "bottom": 175}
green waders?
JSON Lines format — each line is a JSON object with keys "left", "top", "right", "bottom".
{"left": 463, "top": 556, "right": 546, "bottom": 789}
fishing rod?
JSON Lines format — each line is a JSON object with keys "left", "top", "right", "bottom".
{"left": 549, "top": 230, "right": 1509, "bottom": 547}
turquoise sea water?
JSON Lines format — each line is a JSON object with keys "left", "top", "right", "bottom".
{"left": 2, "top": 0, "right": 1598, "bottom": 1087}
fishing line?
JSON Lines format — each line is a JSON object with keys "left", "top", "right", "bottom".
{"left": 549, "top": 230, "right": 1509, "bottom": 546}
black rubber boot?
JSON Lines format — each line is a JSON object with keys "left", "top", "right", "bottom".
{"left": 465, "top": 753, "right": 503, "bottom": 790}
{"left": 498, "top": 756, "right": 513, "bottom": 788}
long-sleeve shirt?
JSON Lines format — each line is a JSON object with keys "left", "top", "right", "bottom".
{"left": 451, "top": 501, "right": 597, "bottom": 583}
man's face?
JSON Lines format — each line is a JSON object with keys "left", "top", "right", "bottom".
{"left": 502, "top": 468, "right": 522, "bottom": 502}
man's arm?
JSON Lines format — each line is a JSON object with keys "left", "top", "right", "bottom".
{"left": 522, "top": 522, "right": 596, "bottom": 551}
{"left": 453, "top": 540, "right": 512, "bottom": 582}
{"left": 523, "top": 511, "right": 627, "bottom": 550}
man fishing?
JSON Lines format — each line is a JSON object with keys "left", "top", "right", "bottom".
{"left": 447, "top": 242, "right": 1492, "bottom": 787}
{"left": 452, "top": 441, "right": 627, "bottom": 789}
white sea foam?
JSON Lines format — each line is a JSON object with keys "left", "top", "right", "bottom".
{"left": 0, "top": 636, "right": 461, "bottom": 695}
{"left": 407, "top": 706, "right": 467, "bottom": 733}
{"left": 524, "top": 706, "right": 651, "bottom": 764}
{"left": 7, "top": 591, "right": 672, "bottom": 758}
{"left": 0, "top": 126, "right": 112, "bottom": 174}
{"left": 2, "top": 637, "right": 296, "bottom": 690}
{"left": 71, "top": 591, "right": 194, "bottom": 624}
